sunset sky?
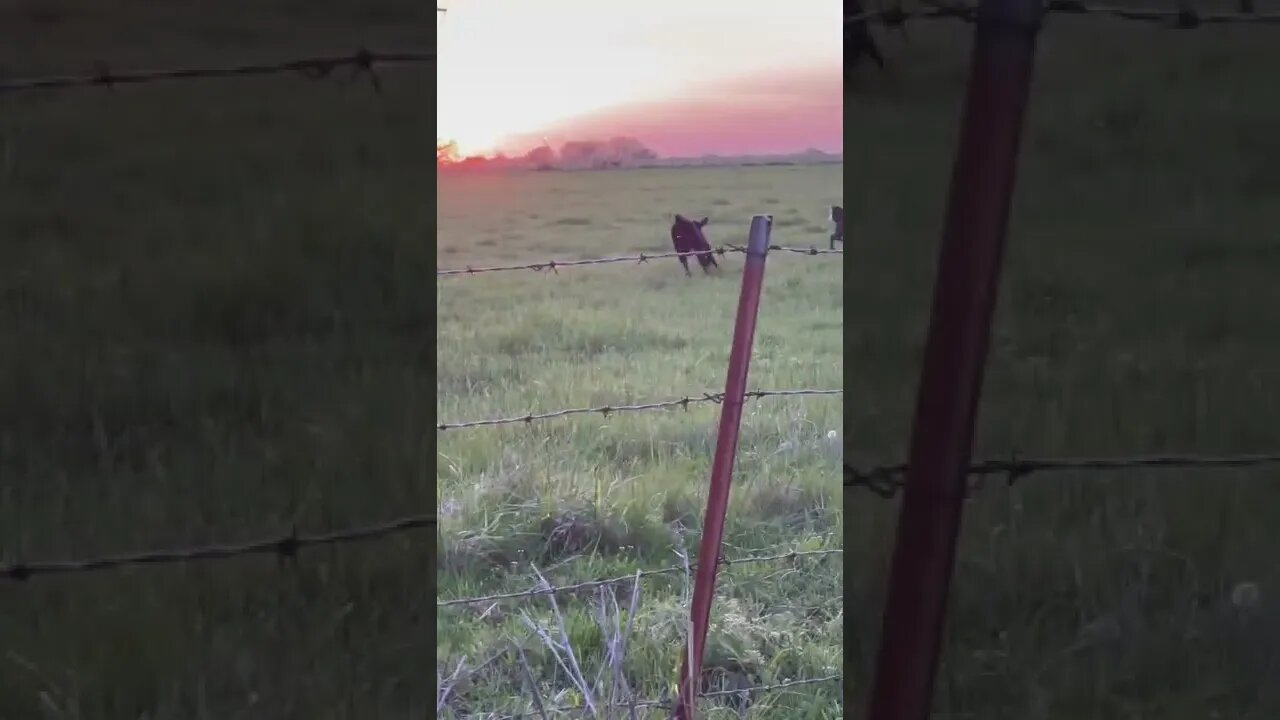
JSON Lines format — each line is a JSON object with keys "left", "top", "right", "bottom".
{"left": 436, "top": 0, "right": 841, "bottom": 158}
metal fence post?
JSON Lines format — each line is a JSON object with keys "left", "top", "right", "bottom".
{"left": 865, "top": 0, "right": 1044, "bottom": 718}
{"left": 671, "top": 216, "right": 773, "bottom": 720}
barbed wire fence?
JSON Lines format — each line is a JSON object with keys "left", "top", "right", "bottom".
{"left": 0, "top": 53, "right": 443, "bottom": 563}
{"left": 437, "top": 245, "right": 842, "bottom": 277}
{"left": 428, "top": 37, "right": 845, "bottom": 718}
{"left": 431, "top": 45, "right": 847, "bottom": 714}
{"left": 0, "top": 38, "right": 475, "bottom": 718}
{"left": 0, "top": 51, "right": 437, "bottom": 575}
{"left": 437, "top": 218, "right": 844, "bottom": 715}
{"left": 850, "top": 2, "right": 1280, "bottom": 719}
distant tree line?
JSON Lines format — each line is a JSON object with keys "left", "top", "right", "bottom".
{"left": 437, "top": 136, "right": 659, "bottom": 171}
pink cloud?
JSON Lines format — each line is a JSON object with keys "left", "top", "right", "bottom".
{"left": 502, "top": 65, "right": 842, "bottom": 158}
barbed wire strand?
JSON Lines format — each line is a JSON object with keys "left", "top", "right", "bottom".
{"left": 0, "top": 49, "right": 433, "bottom": 94}
{"left": 437, "top": 245, "right": 842, "bottom": 278}
{"left": 438, "top": 548, "right": 842, "bottom": 608}
{"left": 484, "top": 674, "right": 843, "bottom": 718}
{"left": 1, "top": 513, "right": 436, "bottom": 582}
{"left": 846, "top": 452, "right": 1280, "bottom": 498}
{"left": 848, "top": 2, "right": 1280, "bottom": 27}
{"left": 437, "top": 388, "right": 843, "bottom": 431}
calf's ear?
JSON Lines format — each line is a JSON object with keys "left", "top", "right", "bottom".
{"left": 698, "top": 217, "right": 709, "bottom": 226}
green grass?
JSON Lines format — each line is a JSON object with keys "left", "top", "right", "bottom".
{"left": 436, "top": 165, "right": 843, "bottom": 717}
{"left": 0, "top": 3, "right": 436, "bottom": 718}
{"left": 848, "top": 12, "right": 1280, "bottom": 718}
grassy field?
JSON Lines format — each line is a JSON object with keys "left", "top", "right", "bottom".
{"left": 848, "top": 10, "right": 1280, "bottom": 718}
{"left": 436, "top": 165, "right": 843, "bottom": 717}
{"left": 0, "top": 3, "right": 436, "bottom": 718}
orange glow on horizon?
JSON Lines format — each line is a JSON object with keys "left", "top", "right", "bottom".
{"left": 443, "top": 132, "right": 503, "bottom": 158}
{"left": 437, "top": 0, "right": 840, "bottom": 158}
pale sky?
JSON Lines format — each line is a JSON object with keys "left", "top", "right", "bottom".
{"left": 437, "top": 0, "right": 842, "bottom": 157}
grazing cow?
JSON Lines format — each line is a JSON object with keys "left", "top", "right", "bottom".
{"left": 830, "top": 205, "right": 845, "bottom": 249}
{"left": 847, "top": 0, "right": 886, "bottom": 72}
{"left": 670, "top": 215, "right": 718, "bottom": 277}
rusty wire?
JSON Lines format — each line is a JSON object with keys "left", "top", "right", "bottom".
{"left": 846, "top": 452, "right": 1280, "bottom": 498}
{"left": 0, "top": 49, "right": 432, "bottom": 94}
{"left": 437, "top": 244, "right": 842, "bottom": 277}
{"left": 437, "top": 388, "right": 843, "bottom": 431}
{"left": 438, "top": 548, "right": 842, "bottom": 608}
{"left": 848, "top": 1, "right": 1280, "bottom": 27}
{"left": 481, "top": 674, "right": 842, "bottom": 718}
{"left": 0, "top": 513, "right": 435, "bottom": 582}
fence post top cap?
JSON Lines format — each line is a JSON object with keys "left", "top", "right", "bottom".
{"left": 747, "top": 215, "right": 773, "bottom": 254}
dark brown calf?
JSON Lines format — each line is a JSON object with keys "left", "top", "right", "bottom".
{"left": 671, "top": 215, "right": 719, "bottom": 277}
{"left": 830, "top": 205, "right": 845, "bottom": 249}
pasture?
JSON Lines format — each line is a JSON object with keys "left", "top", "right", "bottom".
{"left": 0, "top": 3, "right": 436, "bottom": 718}
{"left": 848, "top": 11, "right": 1280, "bottom": 718}
{"left": 436, "top": 165, "right": 843, "bottom": 717}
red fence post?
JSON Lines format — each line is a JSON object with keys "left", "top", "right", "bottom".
{"left": 866, "top": 0, "right": 1044, "bottom": 718}
{"left": 671, "top": 215, "right": 773, "bottom": 720}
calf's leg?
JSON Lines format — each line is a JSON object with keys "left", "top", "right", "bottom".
{"left": 678, "top": 255, "right": 692, "bottom": 277}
